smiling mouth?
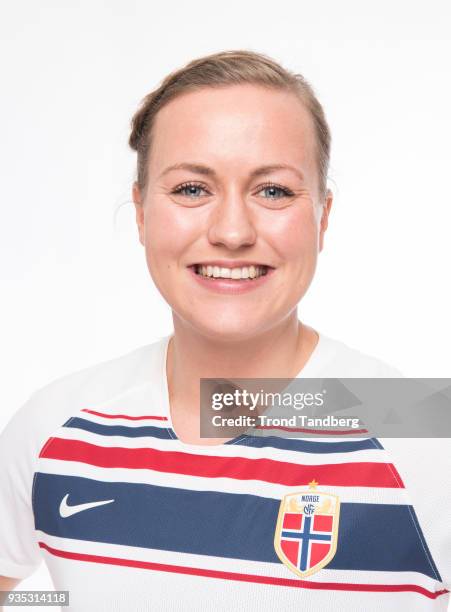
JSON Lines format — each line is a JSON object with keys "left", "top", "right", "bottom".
{"left": 192, "top": 264, "right": 269, "bottom": 280}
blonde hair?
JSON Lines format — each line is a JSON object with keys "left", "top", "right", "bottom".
{"left": 129, "top": 49, "right": 331, "bottom": 199}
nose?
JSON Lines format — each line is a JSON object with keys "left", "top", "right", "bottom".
{"left": 207, "top": 187, "right": 257, "bottom": 250}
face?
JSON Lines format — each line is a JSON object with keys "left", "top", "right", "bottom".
{"left": 133, "top": 84, "right": 333, "bottom": 341}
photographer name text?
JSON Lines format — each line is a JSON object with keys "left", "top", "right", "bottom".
{"left": 212, "top": 414, "right": 361, "bottom": 429}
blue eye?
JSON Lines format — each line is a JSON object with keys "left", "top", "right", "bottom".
{"left": 258, "top": 183, "right": 294, "bottom": 199}
{"left": 172, "top": 182, "right": 209, "bottom": 198}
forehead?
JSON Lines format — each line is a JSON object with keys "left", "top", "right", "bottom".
{"left": 149, "top": 84, "right": 317, "bottom": 179}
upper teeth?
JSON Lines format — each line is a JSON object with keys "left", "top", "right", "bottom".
{"left": 196, "top": 265, "right": 267, "bottom": 279}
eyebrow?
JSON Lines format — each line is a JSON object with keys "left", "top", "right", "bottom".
{"left": 159, "top": 162, "right": 305, "bottom": 181}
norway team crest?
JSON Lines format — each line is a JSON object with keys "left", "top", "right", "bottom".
{"left": 274, "top": 480, "right": 340, "bottom": 578}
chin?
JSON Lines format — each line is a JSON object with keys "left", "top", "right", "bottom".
{"left": 180, "top": 311, "right": 277, "bottom": 344}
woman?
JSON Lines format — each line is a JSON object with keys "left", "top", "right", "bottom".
{"left": 0, "top": 50, "right": 449, "bottom": 611}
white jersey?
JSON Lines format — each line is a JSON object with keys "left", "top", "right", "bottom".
{"left": 0, "top": 333, "right": 449, "bottom": 611}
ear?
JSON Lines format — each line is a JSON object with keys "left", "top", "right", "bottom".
{"left": 132, "top": 182, "right": 145, "bottom": 246}
{"left": 318, "top": 188, "right": 333, "bottom": 252}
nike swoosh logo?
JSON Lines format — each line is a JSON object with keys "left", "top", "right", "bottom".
{"left": 59, "top": 494, "right": 115, "bottom": 518}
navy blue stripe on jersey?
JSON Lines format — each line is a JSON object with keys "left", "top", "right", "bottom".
{"left": 33, "top": 472, "right": 440, "bottom": 580}
{"left": 64, "top": 418, "right": 174, "bottom": 440}
{"left": 226, "top": 434, "right": 382, "bottom": 454}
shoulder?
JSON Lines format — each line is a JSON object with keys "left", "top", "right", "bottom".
{"left": 30, "top": 335, "right": 168, "bottom": 409}
{"left": 0, "top": 336, "right": 169, "bottom": 473}
{"left": 312, "top": 333, "right": 403, "bottom": 377}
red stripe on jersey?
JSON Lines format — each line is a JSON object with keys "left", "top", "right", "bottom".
{"left": 38, "top": 542, "right": 448, "bottom": 599}
{"left": 40, "top": 438, "right": 401, "bottom": 488}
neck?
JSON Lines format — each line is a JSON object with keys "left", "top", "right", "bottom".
{"left": 166, "top": 311, "right": 319, "bottom": 405}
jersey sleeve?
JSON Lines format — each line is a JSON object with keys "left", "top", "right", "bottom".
{"left": 381, "top": 437, "right": 451, "bottom": 590}
{"left": 0, "top": 393, "right": 44, "bottom": 579}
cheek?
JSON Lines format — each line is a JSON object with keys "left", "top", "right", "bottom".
{"left": 144, "top": 200, "right": 196, "bottom": 262}
{"left": 266, "top": 206, "right": 318, "bottom": 260}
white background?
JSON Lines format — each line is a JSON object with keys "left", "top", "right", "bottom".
{"left": 1, "top": 0, "right": 450, "bottom": 605}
